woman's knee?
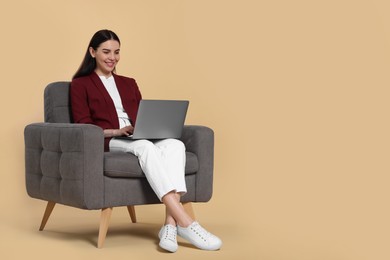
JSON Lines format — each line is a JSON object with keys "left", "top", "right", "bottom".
{"left": 126, "top": 139, "right": 155, "bottom": 154}
{"left": 166, "top": 139, "right": 186, "bottom": 151}
{"left": 177, "top": 140, "right": 186, "bottom": 151}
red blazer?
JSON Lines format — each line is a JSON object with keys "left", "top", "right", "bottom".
{"left": 70, "top": 72, "right": 142, "bottom": 151}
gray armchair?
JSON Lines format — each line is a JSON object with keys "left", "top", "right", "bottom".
{"left": 24, "top": 82, "right": 214, "bottom": 248}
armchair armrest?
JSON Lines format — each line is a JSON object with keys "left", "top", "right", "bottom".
{"left": 24, "top": 123, "right": 104, "bottom": 210}
{"left": 180, "top": 125, "right": 214, "bottom": 202}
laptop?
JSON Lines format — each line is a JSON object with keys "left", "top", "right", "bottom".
{"left": 115, "top": 99, "right": 189, "bottom": 140}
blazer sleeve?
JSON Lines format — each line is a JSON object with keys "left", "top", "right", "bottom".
{"left": 70, "top": 79, "right": 94, "bottom": 124}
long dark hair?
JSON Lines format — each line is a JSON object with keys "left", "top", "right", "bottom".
{"left": 73, "top": 29, "right": 121, "bottom": 79}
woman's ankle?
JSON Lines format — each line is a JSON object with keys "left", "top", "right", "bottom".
{"left": 164, "top": 219, "right": 177, "bottom": 226}
{"left": 164, "top": 214, "right": 177, "bottom": 226}
{"left": 177, "top": 219, "right": 193, "bottom": 228}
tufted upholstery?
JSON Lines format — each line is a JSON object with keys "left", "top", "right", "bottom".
{"left": 25, "top": 123, "right": 104, "bottom": 209}
{"left": 25, "top": 82, "right": 215, "bottom": 209}
{"left": 24, "top": 82, "right": 214, "bottom": 247}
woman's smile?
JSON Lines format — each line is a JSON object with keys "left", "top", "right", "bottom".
{"left": 90, "top": 39, "right": 120, "bottom": 77}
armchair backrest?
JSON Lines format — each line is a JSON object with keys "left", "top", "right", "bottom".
{"left": 44, "top": 82, "right": 72, "bottom": 123}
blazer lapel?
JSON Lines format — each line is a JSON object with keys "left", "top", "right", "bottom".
{"left": 89, "top": 73, "right": 120, "bottom": 129}
{"left": 113, "top": 74, "right": 127, "bottom": 103}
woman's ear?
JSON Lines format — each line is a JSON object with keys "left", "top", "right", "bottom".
{"left": 89, "top": 47, "right": 96, "bottom": 58}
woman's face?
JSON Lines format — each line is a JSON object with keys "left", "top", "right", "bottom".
{"left": 90, "top": 40, "right": 120, "bottom": 77}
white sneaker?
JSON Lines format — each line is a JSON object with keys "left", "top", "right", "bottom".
{"left": 177, "top": 221, "right": 222, "bottom": 250}
{"left": 158, "top": 224, "right": 178, "bottom": 253}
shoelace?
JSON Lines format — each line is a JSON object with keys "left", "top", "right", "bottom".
{"left": 190, "top": 222, "right": 212, "bottom": 242}
{"left": 163, "top": 225, "right": 177, "bottom": 242}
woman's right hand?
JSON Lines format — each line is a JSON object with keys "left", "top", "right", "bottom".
{"left": 104, "top": 126, "right": 134, "bottom": 138}
{"left": 116, "top": 125, "right": 134, "bottom": 136}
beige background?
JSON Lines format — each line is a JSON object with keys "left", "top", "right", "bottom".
{"left": 1, "top": 0, "right": 390, "bottom": 259}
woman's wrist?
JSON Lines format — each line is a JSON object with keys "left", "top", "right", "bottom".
{"left": 104, "top": 129, "right": 119, "bottom": 137}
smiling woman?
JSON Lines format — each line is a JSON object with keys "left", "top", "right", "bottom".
{"left": 69, "top": 29, "right": 222, "bottom": 252}
{"left": 90, "top": 40, "right": 120, "bottom": 78}
{"left": 73, "top": 30, "right": 121, "bottom": 79}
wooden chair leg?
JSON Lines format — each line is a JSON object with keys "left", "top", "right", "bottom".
{"left": 182, "top": 202, "right": 196, "bottom": 220}
{"left": 127, "top": 206, "right": 137, "bottom": 223}
{"left": 98, "top": 207, "right": 113, "bottom": 248}
{"left": 39, "top": 201, "right": 56, "bottom": 231}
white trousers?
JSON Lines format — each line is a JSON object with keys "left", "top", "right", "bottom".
{"left": 109, "top": 138, "right": 187, "bottom": 201}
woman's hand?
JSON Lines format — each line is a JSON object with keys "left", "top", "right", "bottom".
{"left": 117, "top": 125, "right": 134, "bottom": 136}
{"left": 104, "top": 125, "right": 134, "bottom": 138}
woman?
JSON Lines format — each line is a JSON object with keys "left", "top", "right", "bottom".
{"left": 70, "top": 29, "right": 222, "bottom": 252}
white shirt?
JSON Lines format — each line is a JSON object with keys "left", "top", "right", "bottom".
{"left": 99, "top": 75, "right": 132, "bottom": 128}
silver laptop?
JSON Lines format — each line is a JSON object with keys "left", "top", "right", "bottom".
{"left": 115, "top": 99, "right": 189, "bottom": 140}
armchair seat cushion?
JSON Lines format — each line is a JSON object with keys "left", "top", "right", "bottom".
{"left": 104, "top": 151, "right": 199, "bottom": 178}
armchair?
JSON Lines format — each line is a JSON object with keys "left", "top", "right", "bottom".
{"left": 24, "top": 82, "right": 214, "bottom": 248}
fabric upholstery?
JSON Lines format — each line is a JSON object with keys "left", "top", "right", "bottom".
{"left": 24, "top": 82, "right": 214, "bottom": 210}
{"left": 25, "top": 123, "right": 104, "bottom": 209}
{"left": 180, "top": 125, "right": 214, "bottom": 202}
{"left": 44, "top": 82, "right": 73, "bottom": 123}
